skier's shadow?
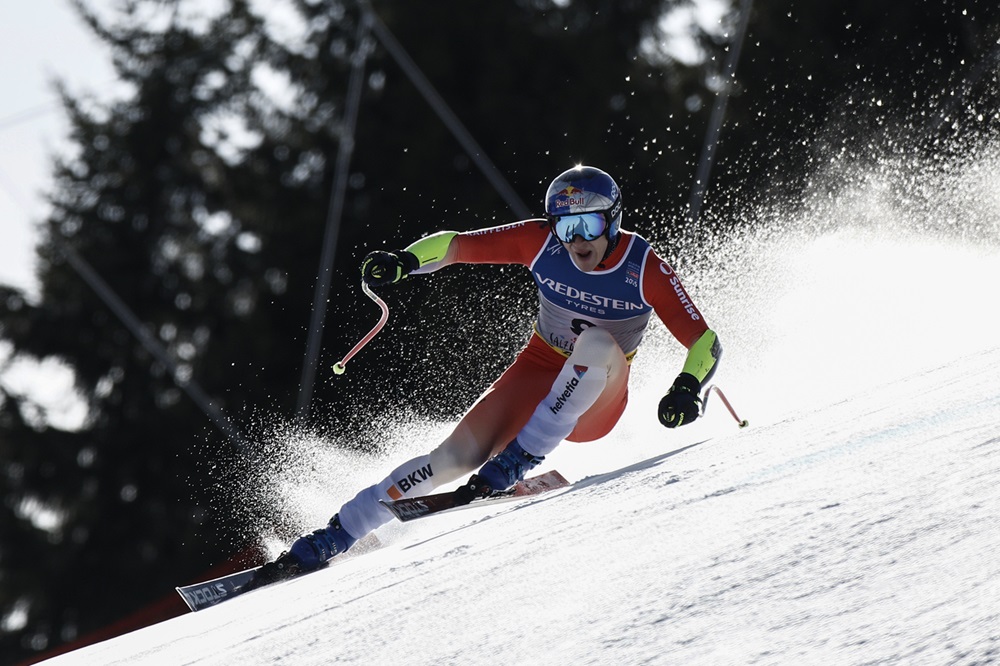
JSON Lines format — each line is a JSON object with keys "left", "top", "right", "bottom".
{"left": 568, "top": 438, "right": 710, "bottom": 492}
{"left": 400, "top": 439, "right": 711, "bottom": 550}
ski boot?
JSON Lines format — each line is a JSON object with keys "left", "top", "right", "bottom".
{"left": 454, "top": 439, "right": 544, "bottom": 505}
{"left": 244, "top": 514, "right": 357, "bottom": 590}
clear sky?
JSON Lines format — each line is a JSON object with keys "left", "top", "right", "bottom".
{"left": 0, "top": 0, "right": 115, "bottom": 296}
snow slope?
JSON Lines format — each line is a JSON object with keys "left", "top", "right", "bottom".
{"left": 43, "top": 345, "right": 1000, "bottom": 665}
{"left": 42, "top": 145, "right": 1000, "bottom": 665}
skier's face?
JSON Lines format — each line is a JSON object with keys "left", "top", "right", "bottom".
{"left": 562, "top": 234, "right": 608, "bottom": 272}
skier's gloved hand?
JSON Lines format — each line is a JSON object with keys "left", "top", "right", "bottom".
{"left": 658, "top": 372, "right": 702, "bottom": 428}
{"left": 360, "top": 250, "right": 419, "bottom": 287}
{"left": 454, "top": 439, "right": 544, "bottom": 505}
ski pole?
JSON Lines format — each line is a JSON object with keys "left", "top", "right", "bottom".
{"left": 332, "top": 282, "right": 389, "bottom": 375}
{"left": 702, "top": 384, "right": 749, "bottom": 428}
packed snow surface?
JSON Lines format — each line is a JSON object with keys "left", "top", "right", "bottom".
{"left": 43, "top": 148, "right": 1000, "bottom": 665}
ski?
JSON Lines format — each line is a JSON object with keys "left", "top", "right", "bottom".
{"left": 176, "top": 473, "right": 570, "bottom": 610}
{"left": 379, "top": 470, "right": 570, "bottom": 522}
{"left": 177, "top": 534, "right": 382, "bottom": 612}
{"left": 176, "top": 566, "right": 264, "bottom": 612}
{"left": 177, "top": 560, "right": 330, "bottom": 612}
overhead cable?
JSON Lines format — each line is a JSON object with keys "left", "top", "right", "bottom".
{"left": 1, "top": 170, "right": 245, "bottom": 451}
{"left": 687, "top": 0, "right": 754, "bottom": 226}
{"left": 295, "top": 11, "right": 374, "bottom": 420}
{"left": 364, "top": 4, "right": 532, "bottom": 219}
{"left": 54, "top": 237, "right": 247, "bottom": 451}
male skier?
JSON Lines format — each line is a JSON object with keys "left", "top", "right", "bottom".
{"left": 253, "top": 165, "right": 721, "bottom": 584}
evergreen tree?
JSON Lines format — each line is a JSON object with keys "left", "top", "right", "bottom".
{"left": 0, "top": 0, "right": 311, "bottom": 657}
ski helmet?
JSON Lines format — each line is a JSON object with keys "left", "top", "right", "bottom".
{"left": 544, "top": 166, "right": 622, "bottom": 246}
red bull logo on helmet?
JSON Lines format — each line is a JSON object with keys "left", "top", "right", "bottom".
{"left": 554, "top": 185, "right": 589, "bottom": 210}
{"left": 551, "top": 185, "right": 617, "bottom": 214}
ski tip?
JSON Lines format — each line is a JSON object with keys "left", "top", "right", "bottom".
{"left": 175, "top": 566, "right": 261, "bottom": 612}
{"left": 547, "top": 469, "right": 570, "bottom": 485}
{"left": 175, "top": 587, "right": 197, "bottom": 612}
{"left": 513, "top": 469, "right": 570, "bottom": 495}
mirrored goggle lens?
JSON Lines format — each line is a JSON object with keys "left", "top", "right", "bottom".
{"left": 551, "top": 212, "right": 608, "bottom": 242}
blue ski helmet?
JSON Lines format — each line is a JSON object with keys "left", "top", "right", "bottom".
{"left": 544, "top": 166, "right": 622, "bottom": 245}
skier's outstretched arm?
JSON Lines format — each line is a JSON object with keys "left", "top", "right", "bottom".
{"left": 360, "top": 220, "right": 555, "bottom": 286}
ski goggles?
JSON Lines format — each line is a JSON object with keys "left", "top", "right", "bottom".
{"left": 547, "top": 211, "right": 611, "bottom": 243}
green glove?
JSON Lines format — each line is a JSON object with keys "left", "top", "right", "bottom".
{"left": 360, "top": 250, "right": 418, "bottom": 286}
{"left": 658, "top": 372, "right": 702, "bottom": 428}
